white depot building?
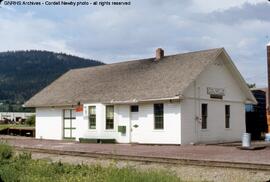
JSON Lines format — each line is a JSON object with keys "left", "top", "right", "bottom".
{"left": 25, "top": 48, "right": 256, "bottom": 144}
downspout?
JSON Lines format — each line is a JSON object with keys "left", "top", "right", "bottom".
{"left": 129, "top": 106, "right": 132, "bottom": 143}
{"left": 198, "top": 86, "right": 201, "bottom": 142}
{"left": 180, "top": 97, "right": 181, "bottom": 145}
{"left": 194, "top": 81, "right": 198, "bottom": 143}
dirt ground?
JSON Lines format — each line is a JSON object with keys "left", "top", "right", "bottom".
{"left": 31, "top": 152, "right": 270, "bottom": 182}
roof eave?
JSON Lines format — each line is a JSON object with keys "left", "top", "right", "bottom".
{"left": 23, "top": 103, "right": 76, "bottom": 108}
{"left": 107, "top": 96, "right": 181, "bottom": 104}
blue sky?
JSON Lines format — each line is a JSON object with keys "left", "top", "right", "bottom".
{"left": 0, "top": 0, "right": 269, "bottom": 86}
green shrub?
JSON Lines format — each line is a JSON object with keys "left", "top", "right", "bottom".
{"left": 26, "top": 115, "right": 35, "bottom": 126}
{"left": 0, "top": 164, "right": 20, "bottom": 182}
{"left": 0, "top": 151, "right": 181, "bottom": 182}
{"left": 0, "top": 142, "right": 13, "bottom": 160}
{"left": 17, "top": 151, "right": 32, "bottom": 160}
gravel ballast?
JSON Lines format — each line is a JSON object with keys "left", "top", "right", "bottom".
{"left": 31, "top": 152, "right": 270, "bottom": 182}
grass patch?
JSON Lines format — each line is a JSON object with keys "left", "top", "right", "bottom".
{"left": 0, "top": 142, "right": 13, "bottom": 160}
{"left": 0, "top": 143, "right": 182, "bottom": 182}
{"left": 0, "top": 124, "right": 34, "bottom": 131}
{"left": 0, "top": 125, "right": 10, "bottom": 131}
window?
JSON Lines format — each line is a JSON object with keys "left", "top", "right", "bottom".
{"left": 225, "top": 105, "right": 230, "bottom": 128}
{"left": 106, "top": 105, "right": 114, "bottom": 129}
{"left": 201, "top": 104, "right": 207, "bottom": 129}
{"left": 89, "top": 106, "right": 96, "bottom": 129}
{"left": 245, "top": 104, "right": 254, "bottom": 112}
{"left": 154, "top": 103, "right": 164, "bottom": 129}
{"left": 63, "top": 109, "right": 76, "bottom": 139}
{"left": 64, "top": 109, "right": 76, "bottom": 119}
{"left": 131, "top": 105, "right": 139, "bottom": 112}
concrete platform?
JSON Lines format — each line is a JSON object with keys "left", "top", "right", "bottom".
{"left": 1, "top": 136, "right": 270, "bottom": 170}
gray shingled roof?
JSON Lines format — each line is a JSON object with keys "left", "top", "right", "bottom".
{"left": 25, "top": 48, "right": 224, "bottom": 107}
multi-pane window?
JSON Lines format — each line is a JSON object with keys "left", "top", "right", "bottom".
{"left": 154, "top": 103, "right": 164, "bottom": 129}
{"left": 63, "top": 109, "right": 76, "bottom": 139}
{"left": 106, "top": 105, "right": 114, "bottom": 129}
{"left": 201, "top": 104, "right": 208, "bottom": 129}
{"left": 89, "top": 106, "right": 96, "bottom": 129}
{"left": 131, "top": 105, "right": 139, "bottom": 112}
{"left": 225, "top": 105, "right": 230, "bottom": 128}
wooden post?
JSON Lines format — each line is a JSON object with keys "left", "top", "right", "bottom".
{"left": 267, "top": 46, "right": 270, "bottom": 133}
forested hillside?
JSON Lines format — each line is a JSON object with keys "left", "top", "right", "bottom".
{"left": 0, "top": 50, "right": 104, "bottom": 111}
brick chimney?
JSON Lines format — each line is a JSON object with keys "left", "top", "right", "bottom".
{"left": 155, "top": 48, "right": 164, "bottom": 61}
{"left": 267, "top": 45, "right": 270, "bottom": 132}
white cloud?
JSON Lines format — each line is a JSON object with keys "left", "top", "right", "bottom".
{"left": 0, "top": 9, "right": 85, "bottom": 56}
{"left": 191, "top": 0, "right": 266, "bottom": 13}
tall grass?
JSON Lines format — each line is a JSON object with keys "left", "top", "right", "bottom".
{"left": 0, "top": 142, "right": 13, "bottom": 160}
{"left": 0, "top": 143, "right": 181, "bottom": 182}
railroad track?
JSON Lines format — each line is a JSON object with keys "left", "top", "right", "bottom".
{"left": 14, "top": 146, "right": 270, "bottom": 171}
